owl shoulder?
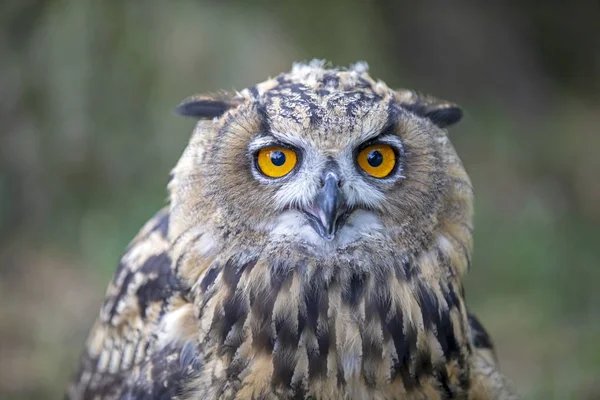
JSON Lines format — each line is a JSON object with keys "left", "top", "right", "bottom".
{"left": 467, "top": 313, "right": 518, "bottom": 399}
{"left": 67, "top": 208, "right": 196, "bottom": 399}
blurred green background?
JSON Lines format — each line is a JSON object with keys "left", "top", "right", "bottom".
{"left": 1, "top": 1, "right": 599, "bottom": 399}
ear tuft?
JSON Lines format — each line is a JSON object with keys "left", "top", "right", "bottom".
{"left": 412, "top": 104, "right": 463, "bottom": 128}
{"left": 175, "top": 95, "right": 237, "bottom": 119}
{"left": 396, "top": 90, "right": 463, "bottom": 128}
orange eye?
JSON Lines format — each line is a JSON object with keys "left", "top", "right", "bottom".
{"left": 256, "top": 147, "right": 298, "bottom": 178}
{"left": 357, "top": 144, "right": 396, "bottom": 178}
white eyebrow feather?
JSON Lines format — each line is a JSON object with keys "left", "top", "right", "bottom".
{"left": 269, "top": 130, "right": 313, "bottom": 150}
{"left": 247, "top": 136, "right": 277, "bottom": 153}
{"left": 247, "top": 131, "right": 312, "bottom": 153}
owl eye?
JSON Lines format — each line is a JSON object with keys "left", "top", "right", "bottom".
{"left": 357, "top": 144, "right": 396, "bottom": 178}
{"left": 256, "top": 146, "right": 298, "bottom": 178}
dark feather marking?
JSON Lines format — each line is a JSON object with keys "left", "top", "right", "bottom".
{"left": 387, "top": 305, "right": 417, "bottom": 388}
{"left": 315, "top": 313, "right": 330, "bottom": 370}
{"left": 362, "top": 287, "right": 383, "bottom": 387}
{"left": 180, "top": 340, "right": 203, "bottom": 372}
{"left": 458, "top": 364, "right": 471, "bottom": 392}
{"left": 276, "top": 74, "right": 290, "bottom": 85}
{"left": 119, "top": 343, "right": 199, "bottom": 400}
{"left": 394, "top": 257, "right": 417, "bottom": 281}
{"left": 218, "top": 255, "right": 258, "bottom": 348}
{"left": 355, "top": 76, "right": 372, "bottom": 89}
{"left": 266, "top": 83, "right": 323, "bottom": 125}
{"left": 256, "top": 103, "right": 273, "bottom": 138}
{"left": 226, "top": 354, "right": 250, "bottom": 380}
{"left": 399, "top": 325, "right": 418, "bottom": 389}
{"left": 249, "top": 288, "right": 277, "bottom": 353}
{"left": 362, "top": 336, "right": 380, "bottom": 387}
{"left": 321, "top": 73, "right": 339, "bottom": 88}
{"left": 136, "top": 253, "right": 177, "bottom": 319}
{"left": 413, "top": 350, "right": 434, "bottom": 385}
{"left": 436, "top": 248, "right": 457, "bottom": 280}
{"left": 438, "top": 285, "right": 461, "bottom": 360}
{"left": 435, "top": 366, "right": 455, "bottom": 399}
{"left": 443, "top": 283, "right": 460, "bottom": 308}
{"left": 468, "top": 313, "right": 494, "bottom": 351}
{"left": 265, "top": 90, "right": 301, "bottom": 125}
{"left": 297, "top": 307, "right": 306, "bottom": 339}
{"left": 222, "top": 255, "right": 256, "bottom": 291}
{"left": 272, "top": 278, "right": 299, "bottom": 388}
{"left": 336, "top": 370, "right": 346, "bottom": 388}
{"left": 298, "top": 262, "right": 312, "bottom": 350}
{"left": 200, "top": 264, "right": 220, "bottom": 291}
{"left": 387, "top": 100, "right": 400, "bottom": 130}
{"left": 374, "top": 273, "right": 392, "bottom": 323}
{"left": 418, "top": 282, "right": 460, "bottom": 361}
{"left": 377, "top": 267, "right": 418, "bottom": 387}
{"left": 340, "top": 90, "right": 381, "bottom": 117}
{"left": 417, "top": 282, "right": 440, "bottom": 332}
{"left": 290, "top": 381, "right": 308, "bottom": 400}
{"left": 105, "top": 261, "right": 134, "bottom": 321}
{"left": 73, "top": 358, "right": 125, "bottom": 399}
{"left": 248, "top": 85, "right": 259, "bottom": 100}
{"left": 341, "top": 270, "right": 367, "bottom": 308}
{"left": 305, "top": 281, "right": 321, "bottom": 330}
{"left": 272, "top": 319, "right": 298, "bottom": 386}
{"left": 304, "top": 267, "right": 329, "bottom": 380}
{"left": 151, "top": 211, "right": 170, "bottom": 238}
{"left": 220, "top": 290, "right": 248, "bottom": 355}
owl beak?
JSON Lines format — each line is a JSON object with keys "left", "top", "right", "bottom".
{"left": 303, "top": 172, "right": 347, "bottom": 241}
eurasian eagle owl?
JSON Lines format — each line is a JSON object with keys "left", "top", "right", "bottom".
{"left": 67, "top": 61, "right": 516, "bottom": 399}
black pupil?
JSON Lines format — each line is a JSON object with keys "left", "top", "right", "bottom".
{"left": 271, "top": 150, "right": 286, "bottom": 167}
{"left": 367, "top": 150, "right": 383, "bottom": 167}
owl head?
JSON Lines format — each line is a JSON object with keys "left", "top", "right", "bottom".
{"left": 169, "top": 61, "right": 472, "bottom": 275}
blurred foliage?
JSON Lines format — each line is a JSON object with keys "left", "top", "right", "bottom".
{"left": 0, "top": 1, "right": 599, "bottom": 399}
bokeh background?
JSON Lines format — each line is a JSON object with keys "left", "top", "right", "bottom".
{"left": 1, "top": 1, "right": 599, "bottom": 399}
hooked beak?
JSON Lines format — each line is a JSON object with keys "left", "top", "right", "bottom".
{"left": 303, "top": 171, "right": 347, "bottom": 241}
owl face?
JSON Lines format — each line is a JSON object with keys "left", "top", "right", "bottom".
{"left": 248, "top": 131, "right": 404, "bottom": 241}
{"left": 244, "top": 91, "right": 404, "bottom": 245}
{"left": 173, "top": 61, "right": 468, "bottom": 255}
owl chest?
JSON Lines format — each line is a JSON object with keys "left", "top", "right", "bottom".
{"left": 181, "top": 324, "right": 471, "bottom": 400}
{"left": 183, "top": 250, "right": 471, "bottom": 399}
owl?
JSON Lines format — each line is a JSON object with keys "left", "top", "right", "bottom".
{"left": 67, "top": 61, "right": 516, "bottom": 399}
